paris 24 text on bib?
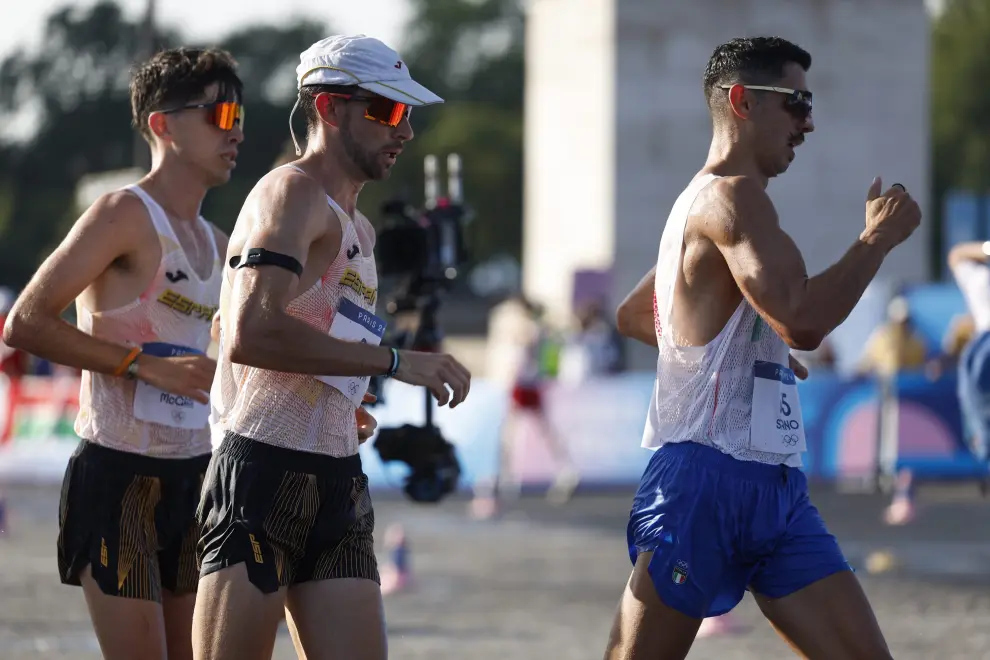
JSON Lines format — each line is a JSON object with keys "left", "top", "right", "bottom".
{"left": 132, "top": 342, "right": 210, "bottom": 429}
{"left": 316, "top": 298, "right": 388, "bottom": 407}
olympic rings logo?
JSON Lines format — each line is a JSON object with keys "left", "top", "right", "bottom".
{"left": 782, "top": 434, "right": 799, "bottom": 447}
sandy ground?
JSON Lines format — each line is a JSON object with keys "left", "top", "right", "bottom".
{"left": 2, "top": 483, "right": 990, "bottom": 659}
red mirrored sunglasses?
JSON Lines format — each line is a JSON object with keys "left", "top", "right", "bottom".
{"left": 327, "top": 93, "right": 411, "bottom": 128}
{"left": 160, "top": 101, "right": 245, "bottom": 131}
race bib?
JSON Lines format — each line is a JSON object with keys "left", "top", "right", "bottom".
{"left": 749, "top": 360, "right": 807, "bottom": 454}
{"left": 316, "top": 298, "right": 387, "bottom": 407}
{"left": 132, "top": 342, "right": 210, "bottom": 430}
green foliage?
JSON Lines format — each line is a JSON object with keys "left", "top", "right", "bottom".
{"left": 929, "top": 0, "right": 990, "bottom": 271}
{"left": 368, "top": 0, "right": 525, "bottom": 264}
{"left": 360, "top": 101, "right": 523, "bottom": 260}
{"left": 931, "top": 0, "right": 990, "bottom": 196}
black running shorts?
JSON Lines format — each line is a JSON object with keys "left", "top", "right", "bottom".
{"left": 57, "top": 439, "right": 210, "bottom": 602}
{"left": 197, "top": 432, "right": 379, "bottom": 592}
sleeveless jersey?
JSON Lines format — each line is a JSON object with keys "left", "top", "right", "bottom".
{"left": 74, "top": 184, "right": 222, "bottom": 458}
{"left": 641, "top": 173, "right": 803, "bottom": 467}
{"left": 211, "top": 168, "right": 379, "bottom": 457}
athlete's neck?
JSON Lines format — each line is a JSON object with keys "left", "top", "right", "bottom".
{"left": 141, "top": 155, "right": 209, "bottom": 221}
{"left": 704, "top": 133, "right": 770, "bottom": 189}
{"left": 294, "top": 146, "right": 365, "bottom": 218}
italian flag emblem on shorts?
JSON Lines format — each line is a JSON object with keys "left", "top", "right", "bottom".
{"left": 672, "top": 560, "right": 689, "bottom": 585}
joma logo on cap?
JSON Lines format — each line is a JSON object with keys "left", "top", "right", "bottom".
{"left": 395, "top": 61, "right": 403, "bottom": 69}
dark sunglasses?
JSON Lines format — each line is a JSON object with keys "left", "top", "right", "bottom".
{"left": 160, "top": 101, "right": 245, "bottom": 131}
{"left": 327, "top": 93, "right": 411, "bottom": 128}
{"left": 720, "top": 84, "right": 813, "bottom": 121}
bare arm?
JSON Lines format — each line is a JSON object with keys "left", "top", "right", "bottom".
{"left": 616, "top": 266, "right": 658, "bottom": 346}
{"left": 225, "top": 173, "right": 472, "bottom": 407}
{"left": 224, "top": 173, "right": 393, "bottom": 376}
{"left": 708, "top": 176, "right": 918, "bottom": 350}
{"left": 948, "top": 241, "right": 989, "bottom": 270}
{"left": 3, "top": 192, "right": 156, "bottom": 373}
{"left": 208, "top": 223, "right": 229, "bottom": 345}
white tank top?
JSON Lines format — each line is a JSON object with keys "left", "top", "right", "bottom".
{"left": 641, "top": 173, "right": 803, "bottom": 467}
{"left": 211, "top": 167, "right": 380, "bottom": 457}
{"left": 75, "top": 184, "right": 222, "bottom": 458}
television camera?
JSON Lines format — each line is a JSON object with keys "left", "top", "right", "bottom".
{"left": 369, "top": 154, "right": 472, "bottom": 504}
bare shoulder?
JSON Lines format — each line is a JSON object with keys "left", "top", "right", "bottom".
{"left": 258, "top": 165, "right": 321, "bottom": 195}
{"left": 240, "top": 167, "right": 331, "bottom": 240}
{"left": 10, "top": 189, "right": 157, "bottom": 316}
{"left": 80, "top": 189, "right": 155, "bottom": 235}
{"left": 694, "top": 175, "right": 779, "bottom": 243}
{"left": 63, "top": 188, "right": 157, "bottom": 255}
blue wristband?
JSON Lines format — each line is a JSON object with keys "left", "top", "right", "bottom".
{"left": 386, "top": 347, "right": 400, "bottom": 378}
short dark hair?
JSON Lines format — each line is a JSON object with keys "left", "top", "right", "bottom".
{"left": 702, "top": 37, "right": 811, "bottom": 111}
{"left": 297, "top": 84, "right": 360, "bottom": 138}
{"left": 130, "top": 47, "right": 243, "bottom": 141}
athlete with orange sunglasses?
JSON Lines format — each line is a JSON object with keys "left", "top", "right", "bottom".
{"left": 194, "top": 35, "right": 471, "bottom": 660}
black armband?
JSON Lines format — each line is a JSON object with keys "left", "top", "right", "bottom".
{"left": 228, "top": 248, "right": 303, "bottom": 278}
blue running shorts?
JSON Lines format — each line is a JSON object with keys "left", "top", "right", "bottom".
{"left": 958, "top": 330, "right": 990, "bottom": 463}
{"left": 626, "top": 441, "right": 851, "bottom": 619}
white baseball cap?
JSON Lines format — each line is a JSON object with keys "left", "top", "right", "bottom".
{"left": 296, "top": 34, "right": 443, "bottom": 107}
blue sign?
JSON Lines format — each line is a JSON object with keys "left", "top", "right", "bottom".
{"left": 941, "top": 191, "right": 982, "bottom": 281}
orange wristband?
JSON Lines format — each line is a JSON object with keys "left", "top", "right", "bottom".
{"left": 113, "top": 347, "right": 143, "bottom": 377}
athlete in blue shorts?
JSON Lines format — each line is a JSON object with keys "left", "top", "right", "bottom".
{"left": 603, "top": 36, "right": 921, "bottom": 659}
{"left": 948, "top": 241, "right": 990, "bottom": 467}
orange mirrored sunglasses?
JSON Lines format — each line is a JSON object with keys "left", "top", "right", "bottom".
{"left": 161, "top": 101, "right": 245, "bottom": 131}
{"left": 327, "top": 93, "right": 411, "bottom": 128}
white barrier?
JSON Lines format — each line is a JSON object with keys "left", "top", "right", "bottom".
{"left": 0, "top": 374, "right": 658, "bottom": 489}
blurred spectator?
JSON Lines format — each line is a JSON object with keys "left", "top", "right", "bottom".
{"left": 856, "top": 296, "right": 928, "bottom": 377}
{"left": 485, "top": 294, "right": 538, "bottom": 392}
{"left": 485, "top": 293, "right": 579, "bottom": 503}
{"left": 922, "top": 312, "right": 979, "bottom": 382}
{"left": 557, "top": 298, "right": 625, "bottom": 385}
{"left": 943, "top": 312, "right": 976, "bottom": 360}
{"left": 859, "top": 295, "right": 931, "bottom": 526}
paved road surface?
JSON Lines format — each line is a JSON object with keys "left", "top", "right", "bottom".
{"left": 2, "top": 483, "right": 990, "bottom": 659}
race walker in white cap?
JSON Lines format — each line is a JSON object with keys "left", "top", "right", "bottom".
{"left": 288, "top": 34, "right": 443, "bottom": 155}
{"left": 192, "top": 35, "right": 471, "bottom": 660}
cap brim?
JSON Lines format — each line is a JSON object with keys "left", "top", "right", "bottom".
{"left": 359, "top": 79, "right": 443, "bottom": 107}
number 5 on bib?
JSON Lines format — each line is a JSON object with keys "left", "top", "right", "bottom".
{"left": 749, "top": 360, "right": 807, "bottom": 454}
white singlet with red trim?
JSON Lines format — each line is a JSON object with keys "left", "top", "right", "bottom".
{"left": 74, "top": 184, "right": 222, "bottom": 458}
{"left": 641, "top": 173, "right": 804, "bottom": 467}
{"left": 210, "top": 166, "right": 379, "bottom": 458}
